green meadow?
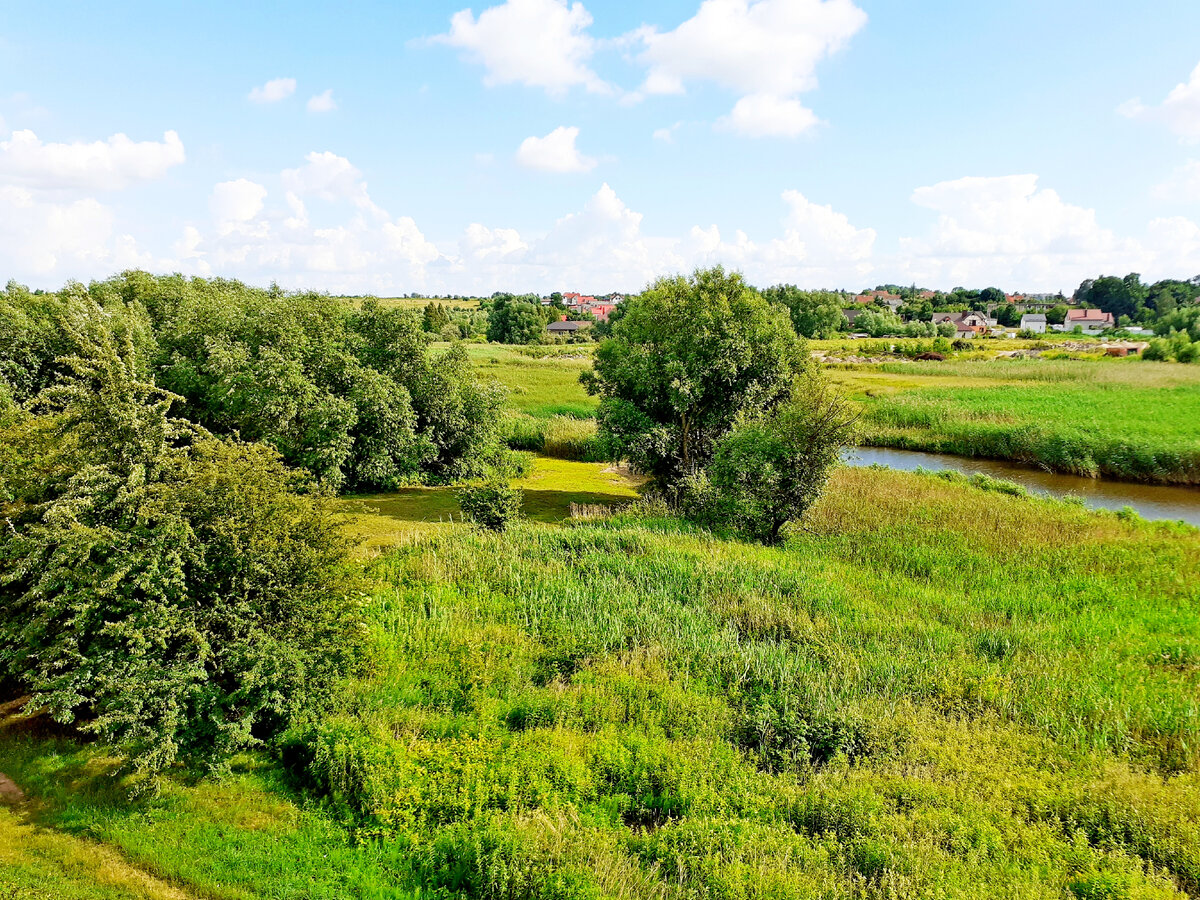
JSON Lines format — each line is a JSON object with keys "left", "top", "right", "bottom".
{"left": 464, "top": 345, "right": 598, "bottom": 420}
{"left": 837, "top": 358, "right": 1200, "bottom": 483}
{"left": 459, "top": 343, "right": 1200, "bottom": 484}
{"left": 3, "top": 463, "right": 1198, "bottom": 899}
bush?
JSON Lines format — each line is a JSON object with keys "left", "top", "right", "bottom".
{"left": 0, "top": 313, "right": 365, "bottom": 780}
{"left": 701, "top": 382, "right": 856, "bottom": 544}
{"left": 457, "top": 480, "right": 524, "bottom": 531}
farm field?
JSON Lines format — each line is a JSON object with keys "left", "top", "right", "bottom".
{"left": 2, "top": 464, "right": 1198, "bottom": 898}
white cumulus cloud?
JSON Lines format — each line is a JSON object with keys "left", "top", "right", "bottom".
{"left": 248, "top": 77, "right": 297, "bottom": 103}
{"left": 892, "top": 174, "right": 1200, "bottom": 289}
{"left": 166, "top": 152, "right": 444, "bottom": 294}
{"left": 307, "top": 89, "right": 337, "bottom": 113}
{"left": 717, "top": 94, "right": 819, "bottom": 138}
{"left": 516, "top": 126, "right": 597, "bottom": 173}
{"left": 0, "top": 129, "right": 185, "bottom": 190}
{"left": 210, "top": 179, "right": 268, "bottom": 229}
{"left": 1120, "top": 60, "right": 1200, "bottom": 143}
{"left": 432, "top": 0, "right": 609, "bottom": 96}
{"left": 1153, "top": 159, "right": 1200, "bottom": 204}
{"left": 632, "top": 0, "right": 866, "bottom": 137}
{"left": 281, "top": 150, "right": 384, "bottom": 216}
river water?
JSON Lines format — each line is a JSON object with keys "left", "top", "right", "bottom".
{"left": 843, "top": 447, "right": 1200, "bottom": 528}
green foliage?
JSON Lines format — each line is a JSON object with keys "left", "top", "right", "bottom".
{"left": 0, "top": 310, "right": 365, "bottom": 779}
{"left": 979, "top": 286, "right": 1006, "bottom": 306}
{"left": 1048, "top": 303, "right": 1070, "bottom": 325}
{"left": 2, "top": 274, "right": 505, "bottom": 491}
{"left": 456, "top": 479, "right": 523, "bottom": 531}
{"left": 996, "top": 303, "right": 1022, "bottom": 327}
{"left": 421, "top": 301, "right": 450, "bottom": 334}
{"left": 761, "top": 284, "right": 848, "bottom": 338}
{"left": 487, "top": 293, "right": 550, "bottom": 345}
{"left": 1076, "top": 273, "right": 1147, "bottom": 322}
{"left": 698, "top": 383, "right": 856, "bottom": 543}
{"left": 584, "top": 267, "right": 810, "bottom": 488}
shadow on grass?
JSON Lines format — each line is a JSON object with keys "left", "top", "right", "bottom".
{"left": 340, "top": 486, "right": 636, "bottom": 525}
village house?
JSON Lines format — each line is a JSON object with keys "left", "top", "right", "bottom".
{"left": 547, "top": 320, "right": 590, "bottom": 336}
{"left": 1060, "top": 309, "right": 1115, "bottom": 335}
{"left": 1019, "top": 313, "right": 1047, "bottom": 333}
{"left": 932, "top": 311, "right": 993, "bottom": 339}
{"left": 582, "top": 302, "right": 617, "bottom": 322}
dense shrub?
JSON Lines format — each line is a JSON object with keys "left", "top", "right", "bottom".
{"left": 697, "top": 383, "right": 855, "bottom": 543}
{"left": 486, "top": 293, "right": 551, "bottom": 344}
{"left": 584, "top": 267, "right": 810, "bottom": 489}
{"left": 2, "top": 275, "right": 506, "bottom": 491}
{"left": 0, "top": 310, "right": 365, "bottom": 779}
{"left": 457, "top": 480, "right": 524, "bottom": 531}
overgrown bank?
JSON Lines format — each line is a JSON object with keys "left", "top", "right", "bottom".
{"left": 839, "top": 358, "right": 1200, "bottom": 483}
{"left": 3, "top": 466, "right": 1198, "bottom": 899}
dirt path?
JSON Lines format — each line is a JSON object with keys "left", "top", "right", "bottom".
{"left": 0, "top": 770, "right": 201, "bottom": 900}
{"left": 0, "top": 770, "right": 25, "bottom": 804}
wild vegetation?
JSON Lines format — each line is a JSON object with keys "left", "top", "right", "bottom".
{"left": 1, "top": 268, "right": 1198, "bottom": 899}
{"left": 3, "top": 466, "right": 1198, "bottom": 898}
{"left": 842, "top": 358, "right": 1200, "bottom": 483}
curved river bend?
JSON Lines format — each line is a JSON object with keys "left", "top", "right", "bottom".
{"left": 843, "top": 447, "right": 1200, "bottom": 528}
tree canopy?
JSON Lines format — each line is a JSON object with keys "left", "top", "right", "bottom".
{"left": 582, "top": 267, "right": 811, "bottom": 488}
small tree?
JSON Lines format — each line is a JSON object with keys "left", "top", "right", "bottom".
{"left": 456, "top": 479, "right": 523, "bottom": 531}
{"left": 704, "top": 382, "right": 856, "bottom": 544}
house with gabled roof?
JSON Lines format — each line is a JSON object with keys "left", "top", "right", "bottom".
{"left": 1061, "top": 309, "right": 1114, "bottom": 334}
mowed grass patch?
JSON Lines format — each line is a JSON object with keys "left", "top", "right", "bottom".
{"left": 337, "top": 456, "right": 644, "bottom": 551}
{"left": 0, "top": 739, "right": 426, "bottom": 900}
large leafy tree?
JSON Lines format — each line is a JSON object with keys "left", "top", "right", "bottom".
{"left": 979, "top": 287, "right": 1006, "bottom": 307}
{"left": 0, "top": 308, "right": 364, "bottom": 780}
{"left": 762, "top": 285, "right": 848, "bottom": 338}
{"left": 486, "top": 294, "right": 550, "bottom": 344}
{"left": 1076, "top": 274, "right": 1146, "bottom": 321}
{"left": 583, "top": 267, "right": 809, "bottom": 488}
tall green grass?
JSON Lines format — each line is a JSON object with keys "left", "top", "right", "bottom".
{"left": 853, "top": 359, "right": 1200, "bottom": 482}
{"left": 466, "top": 346, "right": 598, "bottom": 419}
{"left": 3, "top": 467, "right": 1197, "bottom": 898}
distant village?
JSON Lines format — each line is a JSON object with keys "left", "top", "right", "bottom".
{"left": 540, "top": 287, "right": 1128, "bottom": 339}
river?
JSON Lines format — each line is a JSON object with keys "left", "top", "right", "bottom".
{"left": 843, "top": 447, "right": 1200, "bottom": 528}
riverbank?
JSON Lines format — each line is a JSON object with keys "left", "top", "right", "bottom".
{"left": 831, "top": 357, "right": 1200, "bottom": 485}
{"left": 845, "top": 446, "right": 1200, "bottom": 526}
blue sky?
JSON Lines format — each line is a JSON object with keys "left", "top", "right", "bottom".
{"left": 1, "top": 0, "right": 1198, "bottom": 294}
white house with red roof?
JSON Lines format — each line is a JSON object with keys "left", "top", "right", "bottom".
{"left": 1060, "top": 309, "right": 1115, "bottom": 335}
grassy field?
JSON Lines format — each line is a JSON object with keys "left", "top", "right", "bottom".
{"left": 453, "top": 342, "right": 1200, "bottom": 483}
{"left": 338, "top": 456, "right": 642, "bottom": 553}
{"left": 835, "top": 358, "right": 1200, "bottom": 483}
{"left": 463, "top": 345, "right": 598, "bottom": 420}
{"left": 3, "top": 465, "right": 1198, "bottom": 899}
